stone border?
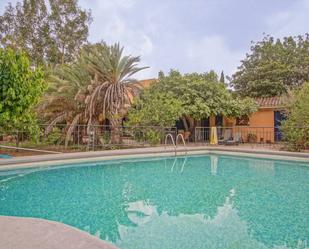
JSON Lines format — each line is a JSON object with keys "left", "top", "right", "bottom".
{"left": 0, "top": 216, "right": 117, "bottom": 249}
{"left": 0, "top": 146, "right": 308, "bottom": 171}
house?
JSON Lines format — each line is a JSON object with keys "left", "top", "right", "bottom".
{"left": 128, "top": 78, "right": 288, "bottom": 143}
{"left": 193, "top": 96, "right": 288, "bottom": 143}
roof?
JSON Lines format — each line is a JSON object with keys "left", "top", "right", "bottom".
{"left": 138, "top": 78, "right": 157, "bottom": 88}
{"left": 131, "top": 78, "right": 157, "bottom": 96}
{"left": 255, "top": 96, "right": 287, "bottom": 108}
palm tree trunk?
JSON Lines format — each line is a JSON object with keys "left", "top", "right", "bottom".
{"left": 110, "top": 118, "right": 122, "bottom": 144}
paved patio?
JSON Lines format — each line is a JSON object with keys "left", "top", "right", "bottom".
{"left": 0, "top": 216, "right": 117, "bottom": 249}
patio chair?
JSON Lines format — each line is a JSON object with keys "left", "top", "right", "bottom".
{"left": 218, "top": 129, "right": 232, "bottom": 145}
{"left": 226, "top": 132, "right": 243, "bottom": 146}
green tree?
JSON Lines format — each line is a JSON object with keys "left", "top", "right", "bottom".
{"left": 231, "top": 34, "right": 309, "bottom": 97}
{"left": 126, "top": 90, "right": 183, "bottom": 127}
{"left": 0, "top": 0, "right": 92, "bottom": 65}
{"left": 41, "top": 42, "right": 147, "bottom": 145}
{"left": 127, "top": 70, "right": 257, "bottom": 132}
{"left": 84, "top": 43, "right": 148, "bottom": 143}
{"left": 220, "top": 71, "right": 225, "bottom": 84}
{"left": 39, "top": 46, "right": 92, "bottom": 146}
{"left": 126, "top": 90, "right": 183, "bottom": 145}
{"left": 48, "top": 0, "right": 92, "bottom": 65}
{"left": 0, "top": 0, "right": 50, "bottom": 65}
{"left": 281, "top": 83, "right": 309, "bottom": 151}
{"left": 40, "top": 57, "right": 90, "bottom": 124}
{"left": 0, "top": 48, "right": 46, "bottom": 132}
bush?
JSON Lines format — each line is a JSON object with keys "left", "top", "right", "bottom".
{"left": 281, "top": 83, "right": 309, "bottom": 151}
{"left": 46, "top": 128, "right": 63, "bottom": 145}
{"left": 145, "top": 130, "right": 162, "bottom": 145}
{"left": 131, "top": 128, "right": 163, "bottom": 145}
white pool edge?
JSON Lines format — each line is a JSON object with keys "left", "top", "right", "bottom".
{"left": 0, "top": 146, "right": 308, "bottom": 171}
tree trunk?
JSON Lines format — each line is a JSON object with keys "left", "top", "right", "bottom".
{"left": 186, "top": 116, "right": 195, "bottom": 133}
{"left": 110, "top": 118, "right": 122, "bottom": 144}
{"left": 181, "top": 116, "right": 189, "bottom": 131}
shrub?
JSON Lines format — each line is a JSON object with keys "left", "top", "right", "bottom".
{"left": 46, "top": 128, "right": 63, "bottom": 145}
{"left": 281, "top": 83, "right": 309, "bottom": 151}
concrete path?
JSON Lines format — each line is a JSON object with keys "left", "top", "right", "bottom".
{"left": 0, "top": 216, "right": 118, "bottom": 249}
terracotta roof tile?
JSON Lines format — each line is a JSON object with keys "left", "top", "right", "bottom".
{"left": 255, "top": 96, "right": 286, "bottom": 108}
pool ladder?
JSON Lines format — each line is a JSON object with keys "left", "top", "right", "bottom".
{"left": 164, "top": 133, "right": 187, "bottom": 156}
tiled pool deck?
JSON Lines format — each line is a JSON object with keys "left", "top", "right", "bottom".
{"left": 0, "top": 146, "right": 308, "bottom": 249}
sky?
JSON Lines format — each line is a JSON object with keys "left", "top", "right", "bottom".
{"left": 1, "top": 0, "right": 309, "bottom": 79}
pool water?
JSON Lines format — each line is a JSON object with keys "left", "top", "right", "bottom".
{"left": 0, "top": 154, "right": 308, "bottom": 249}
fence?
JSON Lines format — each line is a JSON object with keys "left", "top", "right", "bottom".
{"left": 195, "top": 126, "right": 287, "bottom": 147}
{"left": 0, "top": 124, "right": 177, "bottom": 153}
{"left": 0, "top": 124, "right": 304, "bottom": 154}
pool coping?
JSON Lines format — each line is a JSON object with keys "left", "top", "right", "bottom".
{"left": 0, "top": 146, "right": 308, "bottom": 170}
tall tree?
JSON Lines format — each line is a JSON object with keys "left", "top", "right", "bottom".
{"left": 42, "top": 43, "right": 148, "bottom": 145}
{"left": 231, "top": 34, "right": 309, "bottom": 97}
{"left": 84, "top": 43, "right": 148, "bottom": 143}
{"left": 220, "top": 71, "right": 225, "bottom": 84}
{"left": 0, "top": 0, "right": 92, "bottom": 66}
{"left": 0, "top": 0, "right": 50, "bottom": 65}
{"left": 48, "top": 0, "right": 92, "bottom": 65}
{"left": 127, "top": 70, "right": 257, "bottom": 133}
{"left": 0, "top": 48, "right": 46, "bottom": 132}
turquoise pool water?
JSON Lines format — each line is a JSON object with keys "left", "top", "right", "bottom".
{"left": 0, "top": 154, "right": 308, "bottom": 249}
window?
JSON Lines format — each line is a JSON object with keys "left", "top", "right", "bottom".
{"left": 236, "top": 116, "right": 249, "bottom": 126}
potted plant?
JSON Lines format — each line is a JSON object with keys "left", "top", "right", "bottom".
{"left": 247, "top": 133, "right": 257, "bottom": 143}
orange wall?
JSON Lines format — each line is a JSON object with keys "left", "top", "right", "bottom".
{"left": 232, "top": 109, "right": 275, "bottom": 143}
{"left": 217, "top": 109, "right": 276, "bottom": 143}
{"left": 249, "top": 109, "right": 274, "bottom": 127}
{"left": 202, "top": 109, "right": 277, "bottom": 143}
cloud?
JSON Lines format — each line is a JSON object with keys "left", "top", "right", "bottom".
{"left": 185, "top": 36, "right": 244, "bottom": 76}
{"left": 265, "top": 0, "right": 309, "bottom": 37}
{"left": 79, "top": 0, "right": 154, "bottom": 78}
{"left": 1, "top": 0, "right": 308, "bottom": 79}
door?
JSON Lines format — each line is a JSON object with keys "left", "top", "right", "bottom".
{"left": 201, "top": 118, "right": 210, "bottom": 141}
{"left": 215, "top": 115, "right": 223, "bottom": 138}
{"left": 274, "top": 111, "right": 286, "bottom": 141}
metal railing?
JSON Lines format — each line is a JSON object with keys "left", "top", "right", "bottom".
{"left": 0, "top": 124, "right": 306, "bottom": 155}
{"left": 0, "top": 124, "right": 177, "bottom": 154}
{"left": 194, "top": 126, "right": 287, "bottom": 147}
{"left": 176, "top": 134, "right": 187, "bottom": 154}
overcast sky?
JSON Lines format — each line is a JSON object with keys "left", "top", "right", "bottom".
{"left": 1, "top": 0, "right": 309, "bottom": 79}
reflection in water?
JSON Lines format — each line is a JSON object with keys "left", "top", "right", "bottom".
{"left": 0, "top": 155, "right": 308, "bottom": 249}
{"left": 118, "top": 189, "right": 305, "bottom": 249}
{"left": 167, "top": 156, "right": 187, "bottom": 173}
{"left": 249, "top": 159, "right": 275, "bottom": 174}
{"left": 210, "top": 155, "right": 218, "bottom": 175}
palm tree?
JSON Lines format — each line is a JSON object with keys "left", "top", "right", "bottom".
{"left": 40, "top": 43, "right": 147, "bottom": 147}
{"left": 84, "top": 43, "right": 148, "bottom": 143}
{"left": 38, "top": 55, "right": 91, "bottom": 147}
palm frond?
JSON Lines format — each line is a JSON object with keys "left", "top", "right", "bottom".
{"left": 45, "top": 113, "right": 67, "bottom": 135}
{"left": 65, "top": 113, "right": 82, "bottom": 148}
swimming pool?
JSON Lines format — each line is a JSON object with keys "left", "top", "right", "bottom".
{"left": 0, "top": 154, "right": 308, "bottom": 249}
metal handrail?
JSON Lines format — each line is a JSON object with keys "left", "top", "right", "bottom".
{"left": 176, "top": 134, "right": 187, "bottom": 155}
{"left": 164, "top": 133, "right": 176, "bottom": 155}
